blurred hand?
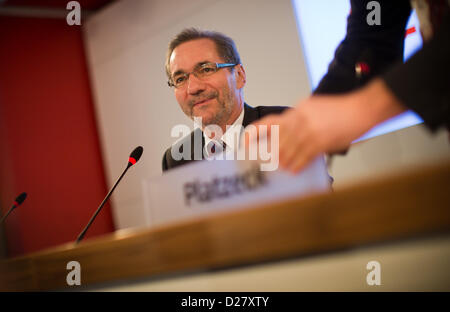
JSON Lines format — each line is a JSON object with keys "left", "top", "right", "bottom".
{"left": 247, "top": 79, "right": 406, "bottom": 173}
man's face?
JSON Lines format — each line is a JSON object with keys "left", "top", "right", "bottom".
{"left": 169, "top": 38, "right": 245, "bottom": 127}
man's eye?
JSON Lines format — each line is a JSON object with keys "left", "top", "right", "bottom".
{"left": 200, "top": 66, "right": 215, "bottom": 74}
{"left": 175, "top": 76, "right": 186, "bottom": 84}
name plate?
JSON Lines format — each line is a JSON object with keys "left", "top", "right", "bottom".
{"left": 142, "top": 157, "right": 331, "bottom": 227}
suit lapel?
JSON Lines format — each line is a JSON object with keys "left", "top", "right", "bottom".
{"left": 242, "top": 103, "right": 259, "bottom": 127}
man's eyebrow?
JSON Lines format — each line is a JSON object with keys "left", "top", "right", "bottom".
{"left": 172, "top": 69, "right": 185, "bottom": 77}
{"left": 172, "top": 61, "right": 211, "bottom": 77}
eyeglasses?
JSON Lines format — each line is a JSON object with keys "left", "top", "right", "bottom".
{"left": 168, "top": 62, "right": 237, "bottom": 89}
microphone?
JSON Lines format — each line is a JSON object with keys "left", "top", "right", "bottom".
{"left": 1, "top": 192, "right": 27, "bottom": 224}
{"left": 76, "top": 146, "right": 144, "bottom": 244}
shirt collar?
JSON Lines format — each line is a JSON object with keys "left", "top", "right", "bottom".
{"left": 203, "top": 106, "right": 245, "bottom": 155}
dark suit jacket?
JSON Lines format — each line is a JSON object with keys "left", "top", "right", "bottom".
{"left": 162, "top": 103, "right": 288, "bottom": 172}
{"left": 314, "top": 0, "right": 450, "bottom": 131}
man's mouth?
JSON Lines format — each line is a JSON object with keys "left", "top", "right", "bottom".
{"left": 193, "top": 97, "right": 214, "bottom": 107}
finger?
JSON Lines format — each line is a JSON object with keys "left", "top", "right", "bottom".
{"left": 287, "top": 144, "right": 318, "bottom": 173}
{"left": 277, "top": 119, "right": 307, "bottom": 169}
{"left": 279, "top": 132, "right": 306, "bottom": 170}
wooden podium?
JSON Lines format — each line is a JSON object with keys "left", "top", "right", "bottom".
{"left": 1, "top": 161, "right": 450, "bottom": 291}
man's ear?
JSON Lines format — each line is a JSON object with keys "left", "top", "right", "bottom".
{"left": 235, "top": 64, "right": 246, "bottom": 89}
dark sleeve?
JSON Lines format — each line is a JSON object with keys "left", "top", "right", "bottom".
{"left": 314, "top": 0, "right": 412, "bottom": 94}
{"left": 383, "top": 10, "right": 450, "bottom": 131}
{"left": 314, "top": 0, "right": 450, "bottom": 131}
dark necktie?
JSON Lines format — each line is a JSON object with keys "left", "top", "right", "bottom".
{"left": 207, "top": 140, "right": 227, "bottom": 156}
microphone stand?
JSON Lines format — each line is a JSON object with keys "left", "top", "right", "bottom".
{"left": 76, "top": 163, "right": 132, "bottom": 244}
{"left": 0, "top": 206, "right": 16, "bottom": 225}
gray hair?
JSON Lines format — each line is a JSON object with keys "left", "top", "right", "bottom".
{"left": 165, "top": 28, "right": 241, "bottom": 79}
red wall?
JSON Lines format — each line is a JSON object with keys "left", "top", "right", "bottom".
{"left": 0, "top": 16, "right": 115, "bottom": 257}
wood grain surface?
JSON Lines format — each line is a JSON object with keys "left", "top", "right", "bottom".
{"left": 1, "top": 161, "right": 449, "bottom": 291}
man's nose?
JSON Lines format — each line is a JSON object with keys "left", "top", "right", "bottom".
{"left": 187, "top": 74, "right": 206, "bottom": 95}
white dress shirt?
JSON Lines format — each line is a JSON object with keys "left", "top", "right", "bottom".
{"left": 203, "top": 107, "right": 245, "bottom": 159}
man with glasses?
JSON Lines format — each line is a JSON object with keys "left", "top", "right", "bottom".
{"left": 162, "top": 28, "right": 288, "bottom": 172}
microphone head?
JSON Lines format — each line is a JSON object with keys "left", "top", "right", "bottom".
{"left": 15, "top": 192, "right": 27, "bottom": 206}
{"left": 128, "top": 146, "right": 144, "bottom": 166}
